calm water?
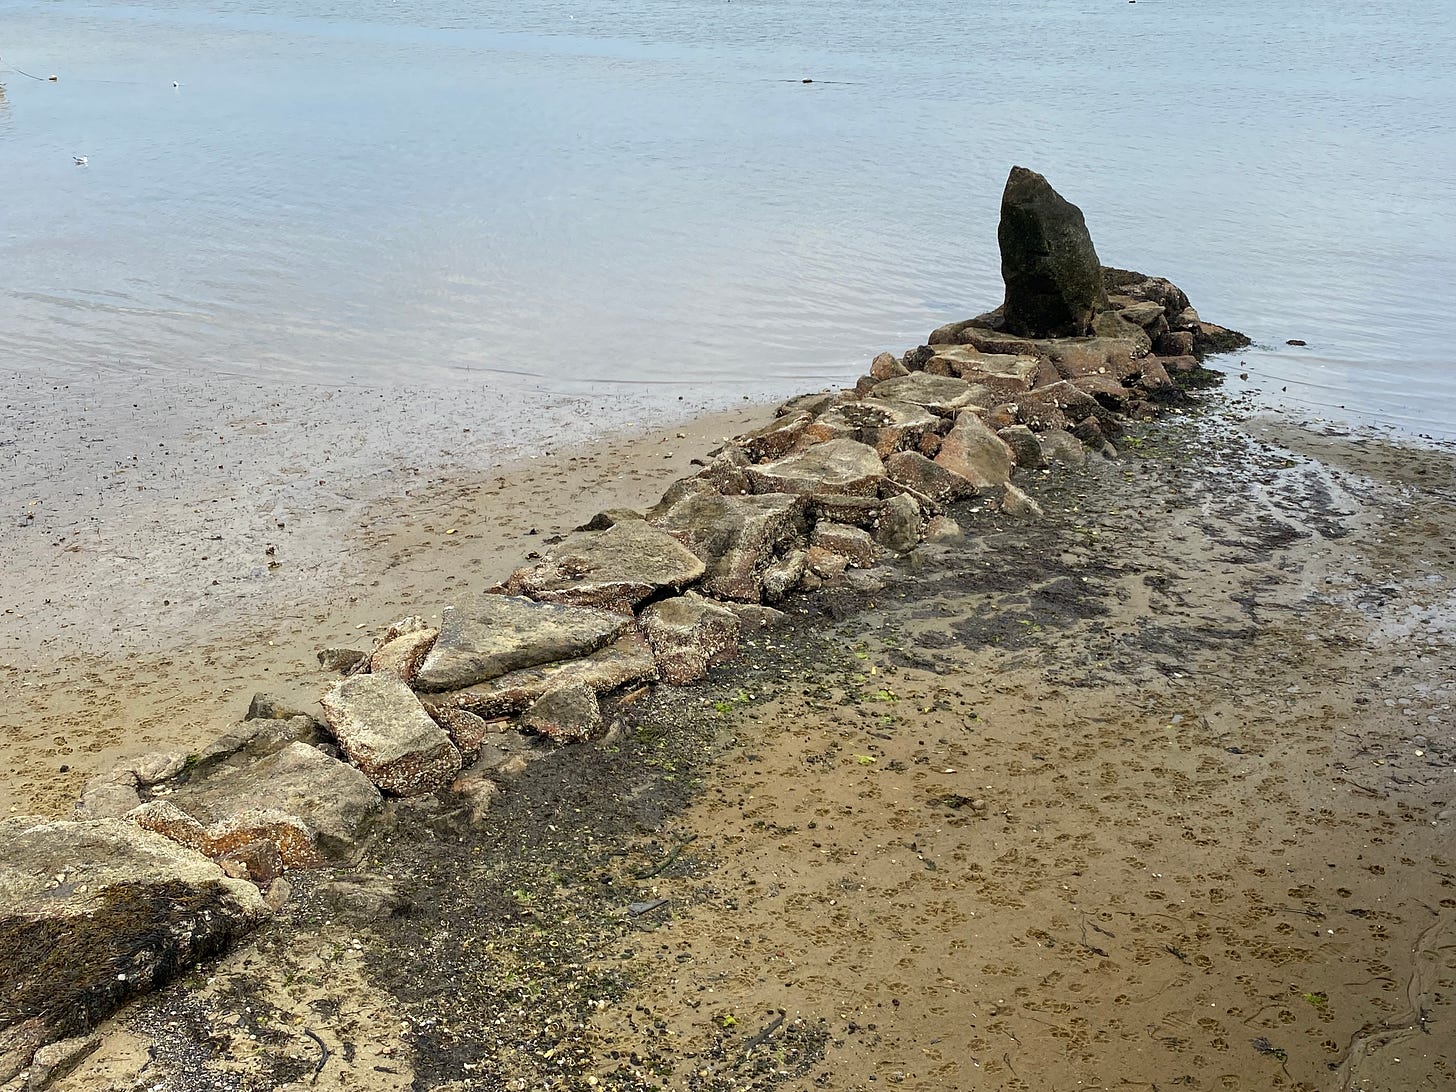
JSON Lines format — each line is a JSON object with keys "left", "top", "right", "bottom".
{"left": 2, "top": 0, "right": 1454, "bottom": 435}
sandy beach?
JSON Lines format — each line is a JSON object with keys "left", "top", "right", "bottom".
{"left": 14, "top": 381, "right": 1454, "bottom": 1092}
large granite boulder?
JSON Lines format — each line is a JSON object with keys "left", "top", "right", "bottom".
{"left": 884, "top": 451, "right": 978, "bottom": 506}
{"left": 650, "top": 491, "right": 810, "bottom": 602}
{"left": 997, "top": 166, "right": 1108, "bottom": 338}
{"left": 414, "top": 593, "right": 631, "bottom": 692}
{"left": 501, "top": 521, "right": 706, "bottom": 615}
{"left": 321, "top": 675, "right": 462, "bottom": 796}
{"left": 0, "top": 817, "right": 269, "bottom": 1083}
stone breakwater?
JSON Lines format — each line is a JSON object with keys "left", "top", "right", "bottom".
{"left": 0, "top": 168, "right": 1248, "bottom": 1084}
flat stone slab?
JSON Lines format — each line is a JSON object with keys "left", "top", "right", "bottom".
{"left": 321, "top": 675, "right": 462, "bottom": 797}
{"left": 0, "top": 817, "right": 268, "bottom": 1083}
{"left": 152, "top": 741, "right": 383, "bottom": 863}
{"left": 868, "top": 374, "right": 983, "bottom": 416}
{"left": 422, "top": 632, "right": 659, "bottom": 719}
{"left": 745, "top": 438, "right": 885, "bottom": 498}
{"left": 414, "top": 593, "right": 631, "bottom": 693}
{"left": 501, "top": 521, "right": 706, "bottom": 614}
{"left": 650, "top": 491, "right": 809, "bottom": 602}
{"left": 802, "top": 399, "right": 940, "bottom": 457}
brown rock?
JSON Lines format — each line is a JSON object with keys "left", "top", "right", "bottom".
{"left": 934, "top": 412, "right": 1014, "bottom": 491}
{"left": 869, "top": 351, "right": 909, "bottom": 380}
{"left": 884, "top": 451, "right": 977, "bottom": 506}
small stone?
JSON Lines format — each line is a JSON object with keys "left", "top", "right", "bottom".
{"left": 317, "top": 648, "right": 367, "bottom": 673}
{"left": 520, "top": 683, "right": 605, "bottom": 744}
{"left": 1001, "top": 483, "right": 1044, "bottom": 519}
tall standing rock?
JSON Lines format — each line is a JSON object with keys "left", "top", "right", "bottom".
{"left": 998, "top": 166, "right": 1108, "bottom": 338}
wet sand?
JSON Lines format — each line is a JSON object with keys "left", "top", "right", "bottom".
{"left": 0, "top": 368, "right": 780, "bottom": 816}
{"left": 29, "top": 391, "right": 1456, "bottom": 1092}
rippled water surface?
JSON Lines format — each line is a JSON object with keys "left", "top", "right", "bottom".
{"left": 3, "top": 0, "right": 1454, "bottom": 433}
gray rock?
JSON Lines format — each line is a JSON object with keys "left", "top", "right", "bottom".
{"left": 776, "top": 390, "right": 838, "bottom": 419}
{"left": 1012, "top": 380, "right": 1104, "bottom": 430}
{"left": 639, "top": 594, "right": 741, "bottom": 685}
{"left": 370, "top": 627, "right": 438, "bottom": 685}
{"left": 501, "top": 521, "right": 707, "bottom": 614}
{"left": 520, "top": 683, "right": 605, "bottom": 744}
{"left": 321, "top": 675, "right": 462, "bottom": 797}
{"left": 74, "top": 770, "right": 142, "bottom": 821}
{"left": 802, "top": 399, "right": 940, "bottom": 458}
{"left": 998, "top": 166, "right": 1108, "bottom": 337}
{"left": 934, "top": 411, "right": 1015, "bottom": 491}
{"left": 0, "top": 817, "right": 268, "bottom": 1083}
{"left": 1037, "top": 428, "right": 1088, "bottom": 467}
{"left": 423, "top": 632, "right": 659, "bottom": 718}
{"left": 761, "top": 550, "right": 808, "bottom": 603}
{"left": 997, "top": 424, "right": 1045, "bottom": 469}
{"left": 188, "top": 715, "right": 331, "bottom": 777}
{"left": 744, "top": 439, "right": 886, "bottom": 498}
{"left": 883, "top": 451, "right": 978, "bottom": 506}
{"left": 734, "top": 411, "right": 813, "bottom": 462}
{"left": 809, "top": 494, "right": 885, "bottom": 530}
{"left": 1001, "top": 482, "right": 1045, "bottom": 519}
{"left": 649, "top": 491, "right": 809, "bottom": 602}
{"left": 876, "top": 493, "right": 923, "bottom": 554}
{"left": 695, "top": 446, "right": 752, "bottom": 496}
{"left": 414, "top": 593, "right": 630, "bottom": 692}
{"left": 319, "top": 874, "right": 412, "bottom": 921}
{"left": 25, "top": 1032, "right": 99, "bottom": 1091}
{"left": 153, "top": 741, "right": 383, "bottom": 863}
{"left": 574, "top": 507, "right": 645, "bottom": 532}
{"left": 317, "top": 648, "right": 367, "bottom": 673}
{"left": 244, "top": 692, "right": 314, "bottom": 722}
{"left": 721, "top": 602, "right": 788, "bottom": 630}
{"left": 1117, "top": 300, "right": 1166, "bottom": 328}
{"left": 811, "top": 522, "right": 876, "bottom": 568}
{"left": 1091, "top": 308, "right": 1153, "bottom": 353}
{"left": 868, "top": 374, "right": 984, "bottom": 417}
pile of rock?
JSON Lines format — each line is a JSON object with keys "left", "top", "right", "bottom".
{"left": 1, "top": 166, "right": 1248, "bottom": 1082}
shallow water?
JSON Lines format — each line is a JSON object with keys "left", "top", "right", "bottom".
{"left": 2, "top": 0, "right": 1454, "bottom": 434}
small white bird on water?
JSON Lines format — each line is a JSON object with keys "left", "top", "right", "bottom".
{"left": 73, "top": 155, "right": 88, "bottom": 166}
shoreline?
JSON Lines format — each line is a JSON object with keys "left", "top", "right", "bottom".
{"left": 5, "top": 233, "right": 1455, "bottom": 1088}
{"left": 2, "top": 395, "right": 783, "bottom": 817}
{"left": 22, "top": 398, "right": 1456, "bottom": 1092}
